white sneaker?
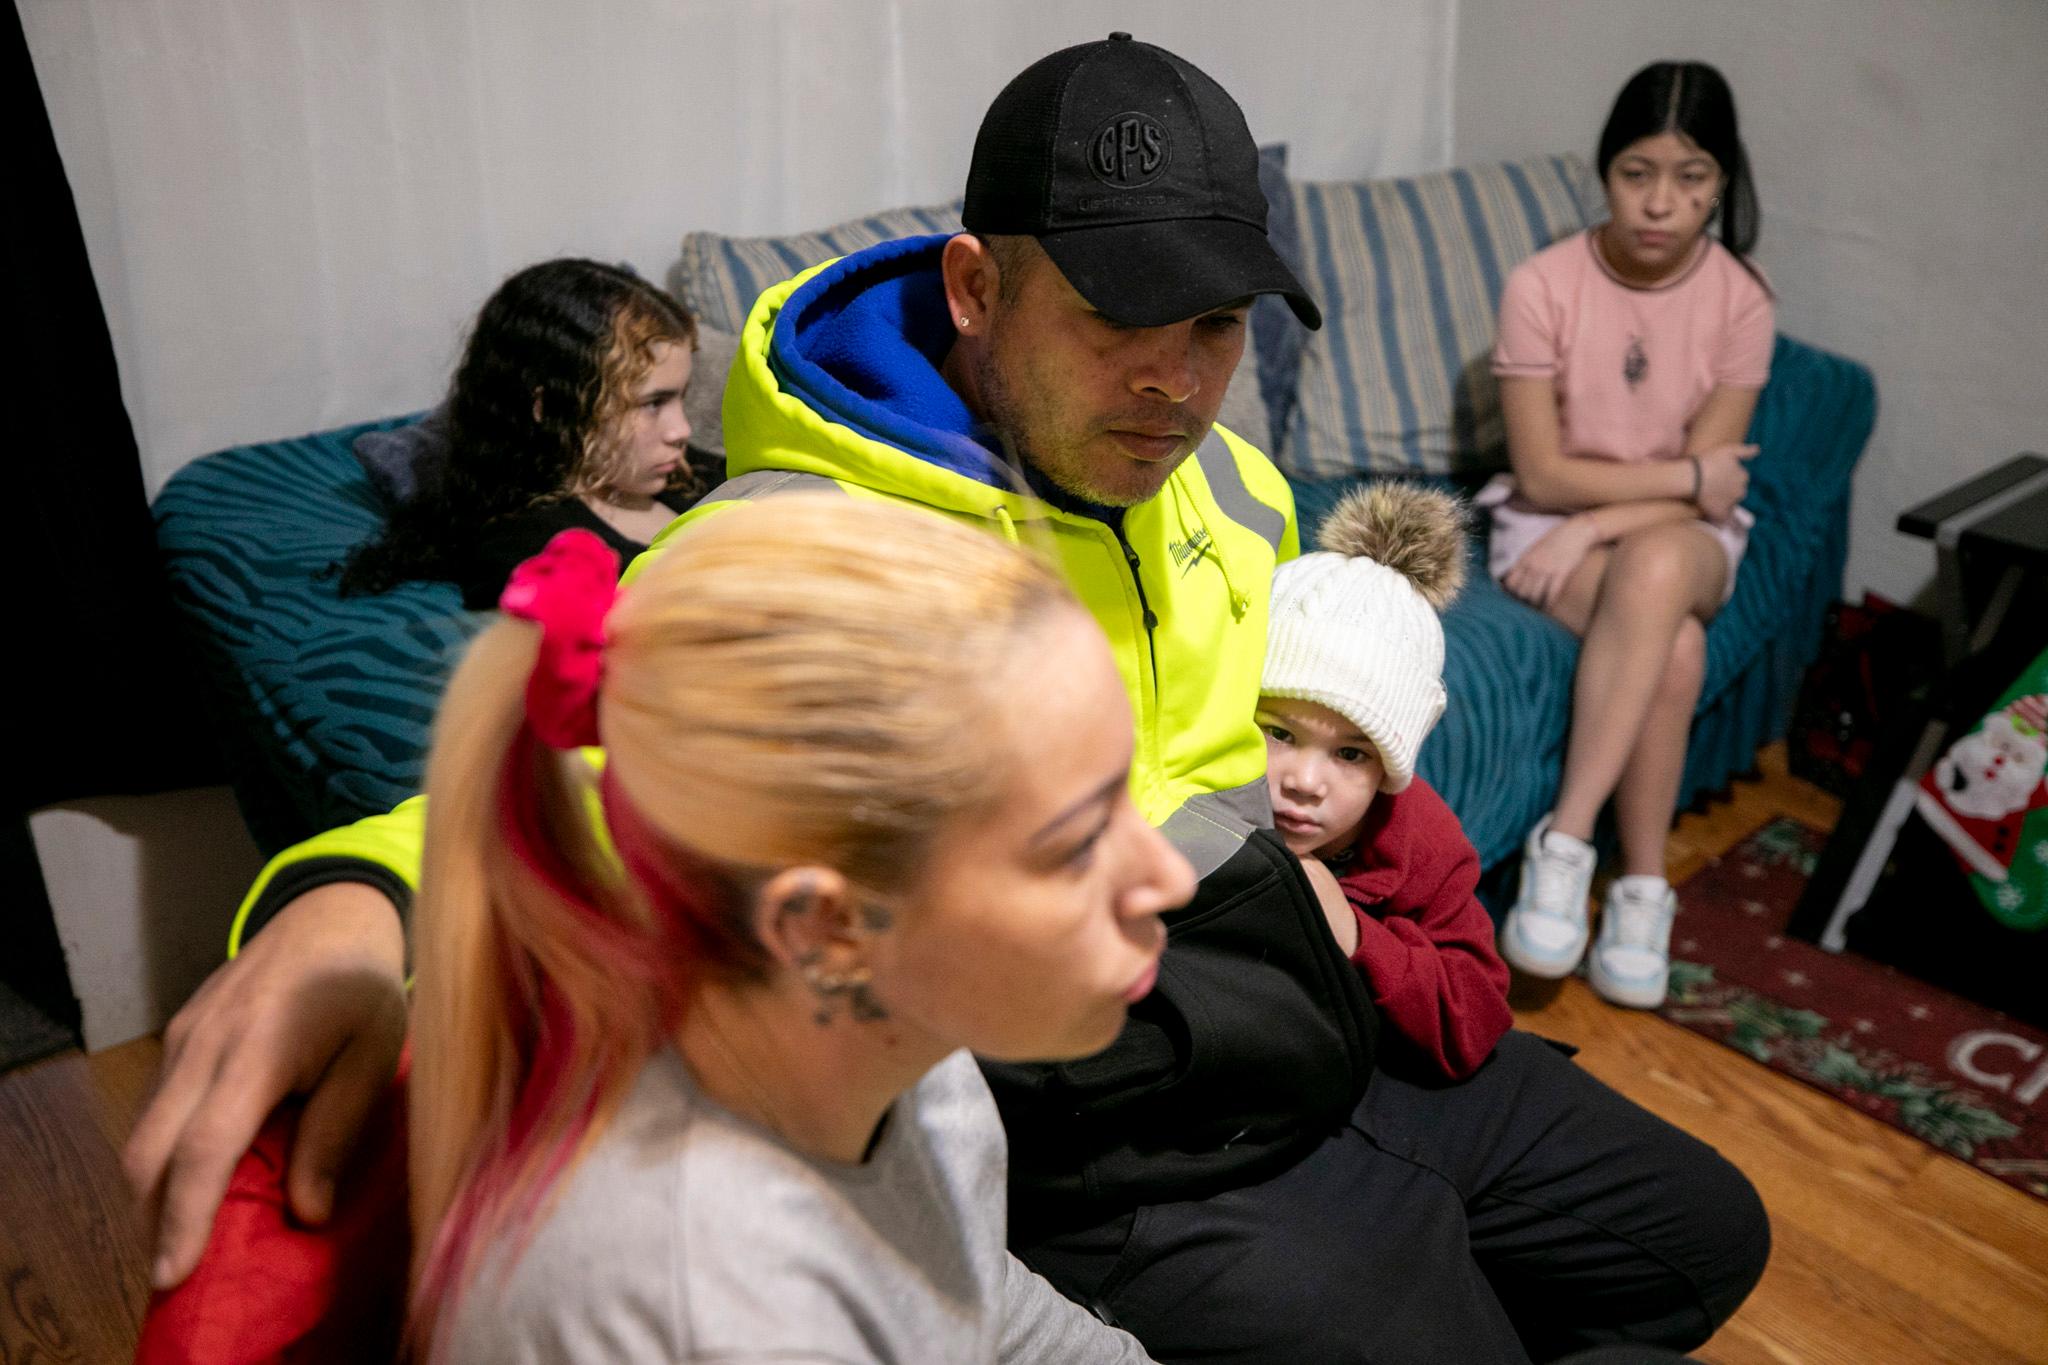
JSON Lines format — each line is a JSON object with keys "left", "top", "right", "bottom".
{"left": 1589, "top": 875, "right": 1678, "bottom": 1009}
{"left": 1500, "top": 818, "right": 1596, "bottom": 978}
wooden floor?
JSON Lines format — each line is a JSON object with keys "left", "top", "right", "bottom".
{"left": 2, "top": 745, "right": 2044, "bottom": 1363}
{"left": 0, "top": 1030, "right": 159, "bottom": 1362}
{"left": 1517, "top": 747, "right": 2048, "bottom": 1365}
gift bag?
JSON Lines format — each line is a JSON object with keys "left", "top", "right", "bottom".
{"left": 1914, "top": 650, "right": 2048, "bottom": 931}
{"left": 1838, "top": 644, "right": 2048, "bottom": 1028}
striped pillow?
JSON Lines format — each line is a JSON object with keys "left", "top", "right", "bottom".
{"left": 676, "top": 201, "right": 965, "bottom": 334}
{"left": 1283, "top": 155, "right": 1605, "bottom": 480}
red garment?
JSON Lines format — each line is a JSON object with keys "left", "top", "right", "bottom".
{"left": 1333, "top": 778, "right": 1513, "bottom": 1080}
{"left": 132, "top": 1074, "right": 410, "bottom": 1365}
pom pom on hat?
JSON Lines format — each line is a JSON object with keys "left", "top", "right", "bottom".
{"left": 1262, "top": 484, "right": 1469, "bottom": 791}
{"left": 1316, "top": 483, "right": 1468, "bottom": 610}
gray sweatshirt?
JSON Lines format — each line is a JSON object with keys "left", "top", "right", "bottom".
{"left": 442, "top": 1048, "right": 1153, "bottom": 1364}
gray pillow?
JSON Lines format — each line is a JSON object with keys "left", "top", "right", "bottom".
{"left": 685, "top": 323, "right": 738, "bottom": 460}
{"left": 1213, "top": 324, "right": 1273, "bottom": 459}
{"left": 1283, "top": 154, "right": 1603, "bottom": 480}
{"left": 676, "top": 201, "right": 964, "bottom": 336}
{"left": 351, "top": 405, "right": 447, "bottom": 504}
{"left": 1251, "top": 143, "right": 1306, "bottom": 456}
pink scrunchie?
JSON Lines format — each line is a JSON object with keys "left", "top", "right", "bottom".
{"left": 498, "top": 529, "right": 621, "bottom": 749}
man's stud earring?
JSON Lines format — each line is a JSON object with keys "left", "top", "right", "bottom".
{"left": 959, "top": 316, "right": 971, "bottom": 328}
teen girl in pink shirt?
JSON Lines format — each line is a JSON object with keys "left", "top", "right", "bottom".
{"left": 1488, "top": 62, "right": 1775, "bottom": 1008}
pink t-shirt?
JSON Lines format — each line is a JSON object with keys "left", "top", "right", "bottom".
{"left": 1492, "top": 228, "right": 1774, "bottom": 465}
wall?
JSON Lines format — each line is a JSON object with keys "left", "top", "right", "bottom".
{"left": 30, "top": 790, "right": 262, "bottom": 1051}
{"left": 1453, "top": 0, "right": 2048, "bottom": 606}
{"left": 26, "top": 0, "right": 2041, "bottom": 603}
{"left": 21, "top": 0, "right": 1453, "bottom": 496}
{"left": 18, "top": 1, "right": 1452, "bottom": 1037}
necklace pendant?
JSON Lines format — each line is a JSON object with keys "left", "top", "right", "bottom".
{"left": 1623, "top": 336, "right": 1648, "bottom": 390}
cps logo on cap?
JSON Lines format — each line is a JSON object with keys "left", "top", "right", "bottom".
{"left": 1088, "top": 111, "right": 1171, "bottom": 189}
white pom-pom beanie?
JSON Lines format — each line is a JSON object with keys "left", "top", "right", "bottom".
{"left": 1261, "top": 550, "right": 1446, "bottom": 791}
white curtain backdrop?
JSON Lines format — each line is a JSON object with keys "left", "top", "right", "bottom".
{"left": 21, "top": 0, "right": 1455, "bottom": 494}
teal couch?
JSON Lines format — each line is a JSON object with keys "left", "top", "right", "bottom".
{"left": 155, "top": 152, "right": 1875, "bottom": 865}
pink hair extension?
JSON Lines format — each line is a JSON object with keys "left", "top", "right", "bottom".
{"left": 410, "top": 733, "right": 753, "bottom": 1356}
{"left": 411, "top": 733, "right": 651, "bottom": 1350}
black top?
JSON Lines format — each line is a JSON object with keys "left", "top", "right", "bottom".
{"left": 458, "top": 489, "right": 691, "bottom": 609}
{"left": 985, "top": 829, "right": 1376, "bottom": 1237}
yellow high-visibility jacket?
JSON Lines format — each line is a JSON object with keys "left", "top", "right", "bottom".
{"left": 230, "top": 234, "right": 1300, "bottom": 947}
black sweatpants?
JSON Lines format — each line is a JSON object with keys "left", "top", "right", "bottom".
{"left": 1015, "top": 1031, "right": 1769, "bottom": 1364}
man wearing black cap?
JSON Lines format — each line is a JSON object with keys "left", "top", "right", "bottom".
{"left": 132, "top": 32, "right": 1768, "bottom": 1362}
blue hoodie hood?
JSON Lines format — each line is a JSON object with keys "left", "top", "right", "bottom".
{"left": 767, "top": 234, "right": 1016, "bottom": 486}
{"left": 769, "top": 233, "right": 1126, "bottom": 521}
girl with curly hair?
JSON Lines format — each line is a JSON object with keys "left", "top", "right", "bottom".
{"left": 340, "top": 258, "right": 702, "bottom": 607}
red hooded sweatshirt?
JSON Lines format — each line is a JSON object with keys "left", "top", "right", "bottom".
{"left": 1330, "top": 777, "right": 1513, "bottom": 1079}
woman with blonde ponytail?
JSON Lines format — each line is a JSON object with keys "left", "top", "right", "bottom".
{"left": 407, "top": 496, "right": 1188, "bottom": 1363}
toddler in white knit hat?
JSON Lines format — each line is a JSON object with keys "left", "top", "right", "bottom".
{"left": 1258, "top": 483, "right": 1513, "bottom": 1079}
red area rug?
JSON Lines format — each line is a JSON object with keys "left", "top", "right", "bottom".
{"left": 1662, "top": 817, "right": 2048, "bottom": 1204}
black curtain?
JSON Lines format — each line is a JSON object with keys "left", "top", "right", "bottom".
{"left": 6, "top": 1, "right": 220, "bottom": 1025}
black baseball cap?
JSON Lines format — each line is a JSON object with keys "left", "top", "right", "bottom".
{"left": 963, "top": 33, "right": 1321, "bottom": 331}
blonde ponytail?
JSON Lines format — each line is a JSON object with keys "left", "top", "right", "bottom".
{"left": 406, "top": 496, "right": 1075, "bottom": 1352}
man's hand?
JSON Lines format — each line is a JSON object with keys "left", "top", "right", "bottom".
{"left": 1299, "top": 856, "right": 1360, "bottom": 957}
{"left": 122, "top": 882, "right": 407, "bottom": 1290}
{"left": 1693, "top": 443, "right": 1758, "bottom": 521}
{"left": 1501, "top": 513, "right": 1602, "bottom": 613}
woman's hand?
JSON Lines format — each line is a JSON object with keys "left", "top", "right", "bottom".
{"left": 1299, "top": 856, "right": 1360, "bottom": 956}
{"left": 122, "top": 882, "right": 408, "bottom": 1290}
{"left": 1501, "top": 513, "right": 1603, "bottom": 612}
{"left": 1693, "top": 443, "right": 1758, "bottom": 521}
